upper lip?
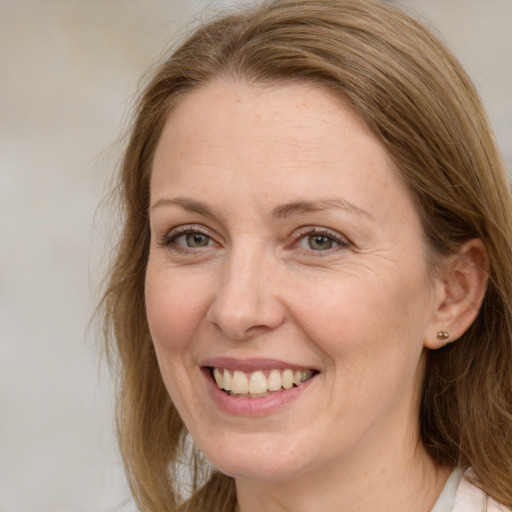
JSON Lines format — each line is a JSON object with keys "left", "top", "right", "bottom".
{"left": 200, "top": 357, "right": 318, "bottom": 373}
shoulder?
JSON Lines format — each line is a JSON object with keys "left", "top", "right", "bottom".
{"left": 452, "top": 470, "right": 511, "bottom": 512}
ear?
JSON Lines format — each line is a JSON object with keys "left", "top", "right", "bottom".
{"left": 424, "top": 238, "right": 489, "bottom": 350}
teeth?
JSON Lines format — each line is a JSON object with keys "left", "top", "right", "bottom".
{"left": 267, "top": 369, "right": 282, "bottom": 391}
{"left": 231, "top": 370, "right": 249, "bottom": 394}
{"left": 282, "top": 369, "right": 294, "bottom": 389}
{"left": 248, "top": 371, "right": 268, "bottom": 394}
{"left": 223, "top": 369, "right": 232, "bottom": 391}
{"left": 213, "top": 367, "right": 223, "bottom": 388}
{"left": 301, "top": 369, "right": 314, "bottom": 381}
{"left": 212, "top": 367, "right": 315, "bottom": 396}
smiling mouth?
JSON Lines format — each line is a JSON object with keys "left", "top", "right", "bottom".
{"left": 210, "top": 367, "right": 317, "bottom": 398}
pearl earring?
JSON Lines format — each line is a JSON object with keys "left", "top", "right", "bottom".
{"left": 436, "top": 330, "right": 450, "bottom": 343}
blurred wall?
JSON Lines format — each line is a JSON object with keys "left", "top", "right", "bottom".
{"left": 0, "top": 1, "right": 510, "bottom": 511}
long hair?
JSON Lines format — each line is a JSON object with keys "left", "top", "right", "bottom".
{"left": 100, "top": 1, "right": 512, "bottom": 510}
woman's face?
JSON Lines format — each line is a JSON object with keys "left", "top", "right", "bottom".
{"left": 146, "top": 81, "right": 444, "bottom": 482}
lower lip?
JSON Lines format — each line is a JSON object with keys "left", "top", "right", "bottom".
{"left": 202, "top": 368, "right": 317, "bottom": 417}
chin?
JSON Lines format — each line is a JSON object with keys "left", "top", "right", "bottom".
{"left": 197, "top": 432, "right": 316, "bottom": 482}
{"left": 211, "top": 456, "right": 304, "bottom": 483}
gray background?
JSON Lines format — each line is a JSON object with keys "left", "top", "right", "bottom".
{"left": 1, "top": 1, "right": 510, "bottom": 510}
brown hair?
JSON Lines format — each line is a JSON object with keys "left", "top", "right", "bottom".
{"left": 101, "top": 0, "right": 512, "bottom": 510}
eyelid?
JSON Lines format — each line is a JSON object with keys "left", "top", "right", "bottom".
{"left": 157, "top": 224, "right": 220, "bottom": 248}
{"left": 156, "top": 223, "right": 350, "bottom": 254}
{"left": 288, "top": 226, "right": 351, "bottom": 252}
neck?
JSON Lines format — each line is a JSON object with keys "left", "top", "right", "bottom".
{"left": 234, "top": 430, "right": 450, "bottom": 512}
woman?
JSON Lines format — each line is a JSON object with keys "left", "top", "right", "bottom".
{"left": 101, "top": 0, "right": 512, "bottom": 510}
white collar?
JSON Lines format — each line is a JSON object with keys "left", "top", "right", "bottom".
{"left": 431, "top": 468, "right": 510, "bottom": 512}
{"left": 431, "top": 468, "right": 465, "bottom": 512}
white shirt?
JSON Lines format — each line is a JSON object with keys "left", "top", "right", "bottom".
{"left": 431, "top": 468, "right": 510, "bottom": 512}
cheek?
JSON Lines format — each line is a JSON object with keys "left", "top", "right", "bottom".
{"left": 144, "top": 265, "right": 211, "bottom": 357}
{"left": 289, "top": 267, "right": 432, "bottom": 365}
{"left": 289, "top": 273, "right": 431, "bottom": 429}
{"left": 144, "top": 265, "right": 213, "bottom": 417}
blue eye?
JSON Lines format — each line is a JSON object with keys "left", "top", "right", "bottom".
{"left": 171, "top": 232, "right": 214, "bottom": 248}
{"left": 181, "top": 233, "right": 212, "bottom": 247}
{"left": 293, "top": 227, "right": 349, "bottom": 253}
{"left": 160, "top": 227, "right": 216, "bottom": 250}
{"left": 306, "top": 234, "right": 337, "bottom": 251}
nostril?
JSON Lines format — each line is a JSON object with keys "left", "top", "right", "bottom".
{"left": 206, "top": 265, "right": 286, "bottom": 340}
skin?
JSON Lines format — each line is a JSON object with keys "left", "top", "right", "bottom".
{"left": 145, "top": 80, "right": 457, "bottom": 511}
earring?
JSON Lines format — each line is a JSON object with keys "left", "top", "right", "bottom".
{"left": 436, "top": 330, "right": 450, "bottom": 343}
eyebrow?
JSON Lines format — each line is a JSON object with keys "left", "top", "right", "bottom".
{"left": 271, "top": 198, "right": 373, "bottom": 221}
{"left": 150, "top": 196, "right": 373, "bottom": 221}
{"left": 150, "top": 197, "right": 215, "bottom": 217}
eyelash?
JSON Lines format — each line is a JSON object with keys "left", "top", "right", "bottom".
{"left": 157, "top": 225, "right": 218, "bottom": 252}
{"left": 157, "top": 225, "right": 350, "bottom": 255}
{"left": 288, "top": 226, "right": 350, "bottom": 255}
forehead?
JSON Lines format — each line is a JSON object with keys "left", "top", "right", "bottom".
{"left": 150, "top": 79, "right": 411, "bottom": 222}
{"left": 154, "top": 80, "right": 375, "bottom": 162}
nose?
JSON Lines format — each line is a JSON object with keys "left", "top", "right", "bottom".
{"left": 206, "top": 246, "right": 286, "bottom": 340}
